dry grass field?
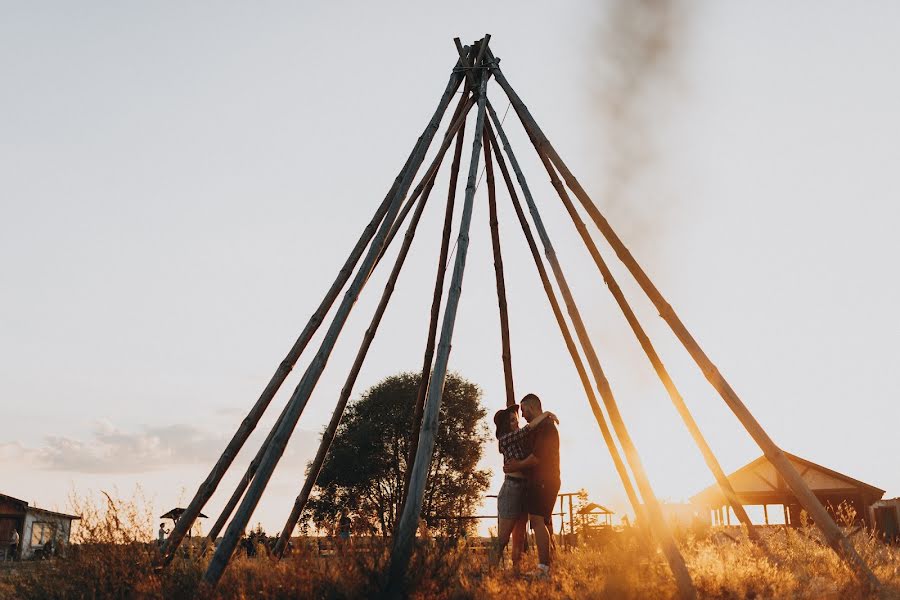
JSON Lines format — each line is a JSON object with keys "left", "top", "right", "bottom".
{"left": 2, "top": 493, "right": 898, "bottom": 599}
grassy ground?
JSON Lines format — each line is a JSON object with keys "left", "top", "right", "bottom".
{"left": 2, "top": 526, "right": 898, "bottom": 599}
{"left": 2, "top": 492, "right": 897, "bottom": 598}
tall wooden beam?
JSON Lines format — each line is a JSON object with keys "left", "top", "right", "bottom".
{"left": 270, "top": 97, "right": 474, "bottom": 558}
{"left": 202, "top": 62, "right": 467, "bottom": 587}
{"left": 483, "top": 120, "right": 649, "bottom": 533}
{"left": 486, "top": 48, "right": 879, "bottom": 593}
{"left": 385, "top": 35, "right": 490, "bottom": 598}
{"left": 160, "top": 136, "right": 417, "bottom": 566}
{"left": 483, "top": 133, "right": 516, "bottom": 407}
{"left": 398, "top": 101, "right": 468, "bottom": 524}
{"left": 520, "top": 113, "right": 759, "bottom": 542}
{"left": 203, "top": 92, "right": 474, "bottom": 546}
{"left": 486, "top": 103, "right": 696, "bottom": 600}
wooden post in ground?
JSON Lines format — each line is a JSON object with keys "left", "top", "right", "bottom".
{"left": 486, "top": 104, "right": 696, "bottom": 600}
{"left": 397, "top": 105, "right": 468, "bottom": 524}
{"left": 483, "top": 134, "right": 516, "bottom": 407}
{"left": 522, "top": 114, "right": 760, "bottom": 542}
{"left": 270, "top": 98, "right": 474, "bottom": 558}
{"left": 484, "top": 121, "right": 649, "bottom": 531}
{"left": 202, "top": 64, "right": 467, "bottom": 587}
{"left": 385, "top": 36, "right": 490, "bottom": 598}
{"left": 486, "top": 49, "right": 879, "bottom": 593}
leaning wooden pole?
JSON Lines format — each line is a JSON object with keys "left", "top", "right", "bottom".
{"left": 486, "top": 50, "right": 880, "bottom": 592}
{"left": 202, "top": 64, "right": 467, "bottom": 587}
{"left": 524, "top": 121, "right": 759, "bottom": 541}
{"left": 204, "top": 92, "right": 475, "bottom": 547}
{"left": 485, "top": 121, "right": 648, "bottom": 530}
{"left": 270, "top": 99, "right": 474, "bottom": 558}
{"left": 483, "top": 133, "right": 516, "bottom": 407}
{"left": 385, "top": 36, "right": 490, "bottom": 598}
{"left": 398, "top": 108, "right": 468, "bottom": 521}
{"left": 161, "top": 147, "right": 412, "bottom": 565}
{"left": 375, "top": 44, "right": 477, "bottom": 273}
{"left": 486, "top": 102, "right": 696, "bottom": 600}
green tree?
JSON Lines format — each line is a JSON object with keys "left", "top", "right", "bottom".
{"left": 304, "top": 371, "right": 491, "bottom": 537}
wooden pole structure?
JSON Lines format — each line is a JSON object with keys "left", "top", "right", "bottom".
{"left": 522, "top": 116, "right": 760, "bottom": 542}
{"left": 483, "top": 121, "right": 648, "bottom": 531}
{"left": 483, "top": 133, "right": 516, "bottom": 407}
{"left": 204, "top": 91, "right": 474, "bottom": 547}
{"left": 202, "top": 63, "right": 467, "bottom": 587}
{"left": 395, "top": 36, "right": 489, "bottom": 538}
{"left": 397, "top": 101, "right": 468, "bottom": 523}
{"left": 486, "top": 104, "right": 696, "bottom": 600}
{"left": 270, "top": 97, "right": 474, "bottom": 558}
{"left": 385, "top": 35, "right": 490, "bottom": 598}
{"left": 161, "top": 139, "right": 417, "bottom": 566}
{"left": 486, "top": 50, "right": 879, "bottom": 593}
{"left": 373, "top": 47, "right": 478, "bottom": 272}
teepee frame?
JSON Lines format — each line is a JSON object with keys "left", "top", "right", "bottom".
{"left": 158, "top": 37, "right": 879, "bottom": 598}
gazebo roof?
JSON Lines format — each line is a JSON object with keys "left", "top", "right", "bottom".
{"left": 161, "top": 507, "right": 207, "bottom": 521}
{"left": 577, "top": 502, "right": 614, "bottom": 515}
{"left": 691, "top": 452, "right": 886, "bottom": 507}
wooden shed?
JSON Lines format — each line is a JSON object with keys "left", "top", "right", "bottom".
{"left": 691, "top": 453, "right": 885, "bottom": 528}
{"left": 0, "top": 493, "right": 80, "bottom": 559}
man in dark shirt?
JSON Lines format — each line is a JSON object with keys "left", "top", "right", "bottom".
{"left": 503, "top": 393, "right": 560, "bottom": 577}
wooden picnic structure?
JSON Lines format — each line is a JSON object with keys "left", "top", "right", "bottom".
{"left": 691, "top": 453, "right": 886, "bottom": 528}
{"left": 156, "top": 36, "right": 881, "bottom": 597}
{"left": 578, "top": 502, "right": 615, "bottom": 529}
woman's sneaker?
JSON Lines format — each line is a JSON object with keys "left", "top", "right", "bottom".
{"left": 525, "top": 563, "right": 551, "bottom": 579}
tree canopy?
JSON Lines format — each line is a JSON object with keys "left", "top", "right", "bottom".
{"left": 304, "top": 371, "right": 491, "bottom": 537}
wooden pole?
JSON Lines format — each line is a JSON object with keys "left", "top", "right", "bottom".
{"left": 396, "top": 42, "right": 482, "bottom": 524}
{"left": 385, "top": 36, "right": 490, "bottom": 598}
{"left": 202, "top": 64, "right": 467, "bottom": 587}
{"left": 394, "top": 32, "right": 489, "bottom": 539}
{"left": 397, "top": 103, "right": 468, "bottom": 523}
{"left": 483, "top": 133, "right": 516, "bottom": 407}
{"left": 270, "top": 97, "right": 474, "bottom": 558}
{"left": 486, "top": 104, "right": 696, "bottom": 600}
{"left": 486, "top": 49, "right": 879, "bottom": 593}
{"left": 204, "top": 92, "right": 474, "bottom": 548}
{"left": 374, "top": 70, "right": 472, "bottom": 271}
{"left": 161, "top": 136, "right": 414, "bottom": 566}
{"left": 521, "top": 109, "right": 760, "bottom": 542}
{"left": 483, "top": 121, "right": 648, "bottom": 531}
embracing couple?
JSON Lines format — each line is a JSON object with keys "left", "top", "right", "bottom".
{"left": 492, "top": 393, "right": 560, "bottom": 578}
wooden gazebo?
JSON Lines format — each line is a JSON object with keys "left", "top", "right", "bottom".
{"left": 691, "top": 453, "right": 885, "bottom": 527}
{"left": 577, "top": 502, "right": 614, "bottom": 529}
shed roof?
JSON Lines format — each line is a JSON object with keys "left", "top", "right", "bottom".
{"left": 28, "top": 506, "right": 81, "bottom": 521}
{"left": 691, "top": 452, "right": 886, "bottom": 506}
{"left": 1, "top": 493, "right": 80, "bottom": 520}
{"left": 0, "top": 493, "right": 28, "bottom": 512}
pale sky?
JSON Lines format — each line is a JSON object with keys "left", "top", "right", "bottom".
{"left": 2, "top": 1, "right": 898, "bottom": 535}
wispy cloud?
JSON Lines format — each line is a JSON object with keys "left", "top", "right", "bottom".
{"left": 3, "top": 420, "right": 319, "bottom": 474}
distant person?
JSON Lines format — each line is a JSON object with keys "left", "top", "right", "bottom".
{"left": 158, "top": 523, "right": 167, "bottom": 546}
{"left": 338, "top": 513, "right": 352, "bottom": 542}
{"left": 503, "top": 393, "right": 560, "bottom": 578}
{"left": 416, "top": 518, "right": 431, "bottom": 543}
{"left": 8, "top": 529, "right": 18, "bottom": 560}
{"left": 492, "top": 402, "right": 557, "bottom": 570}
